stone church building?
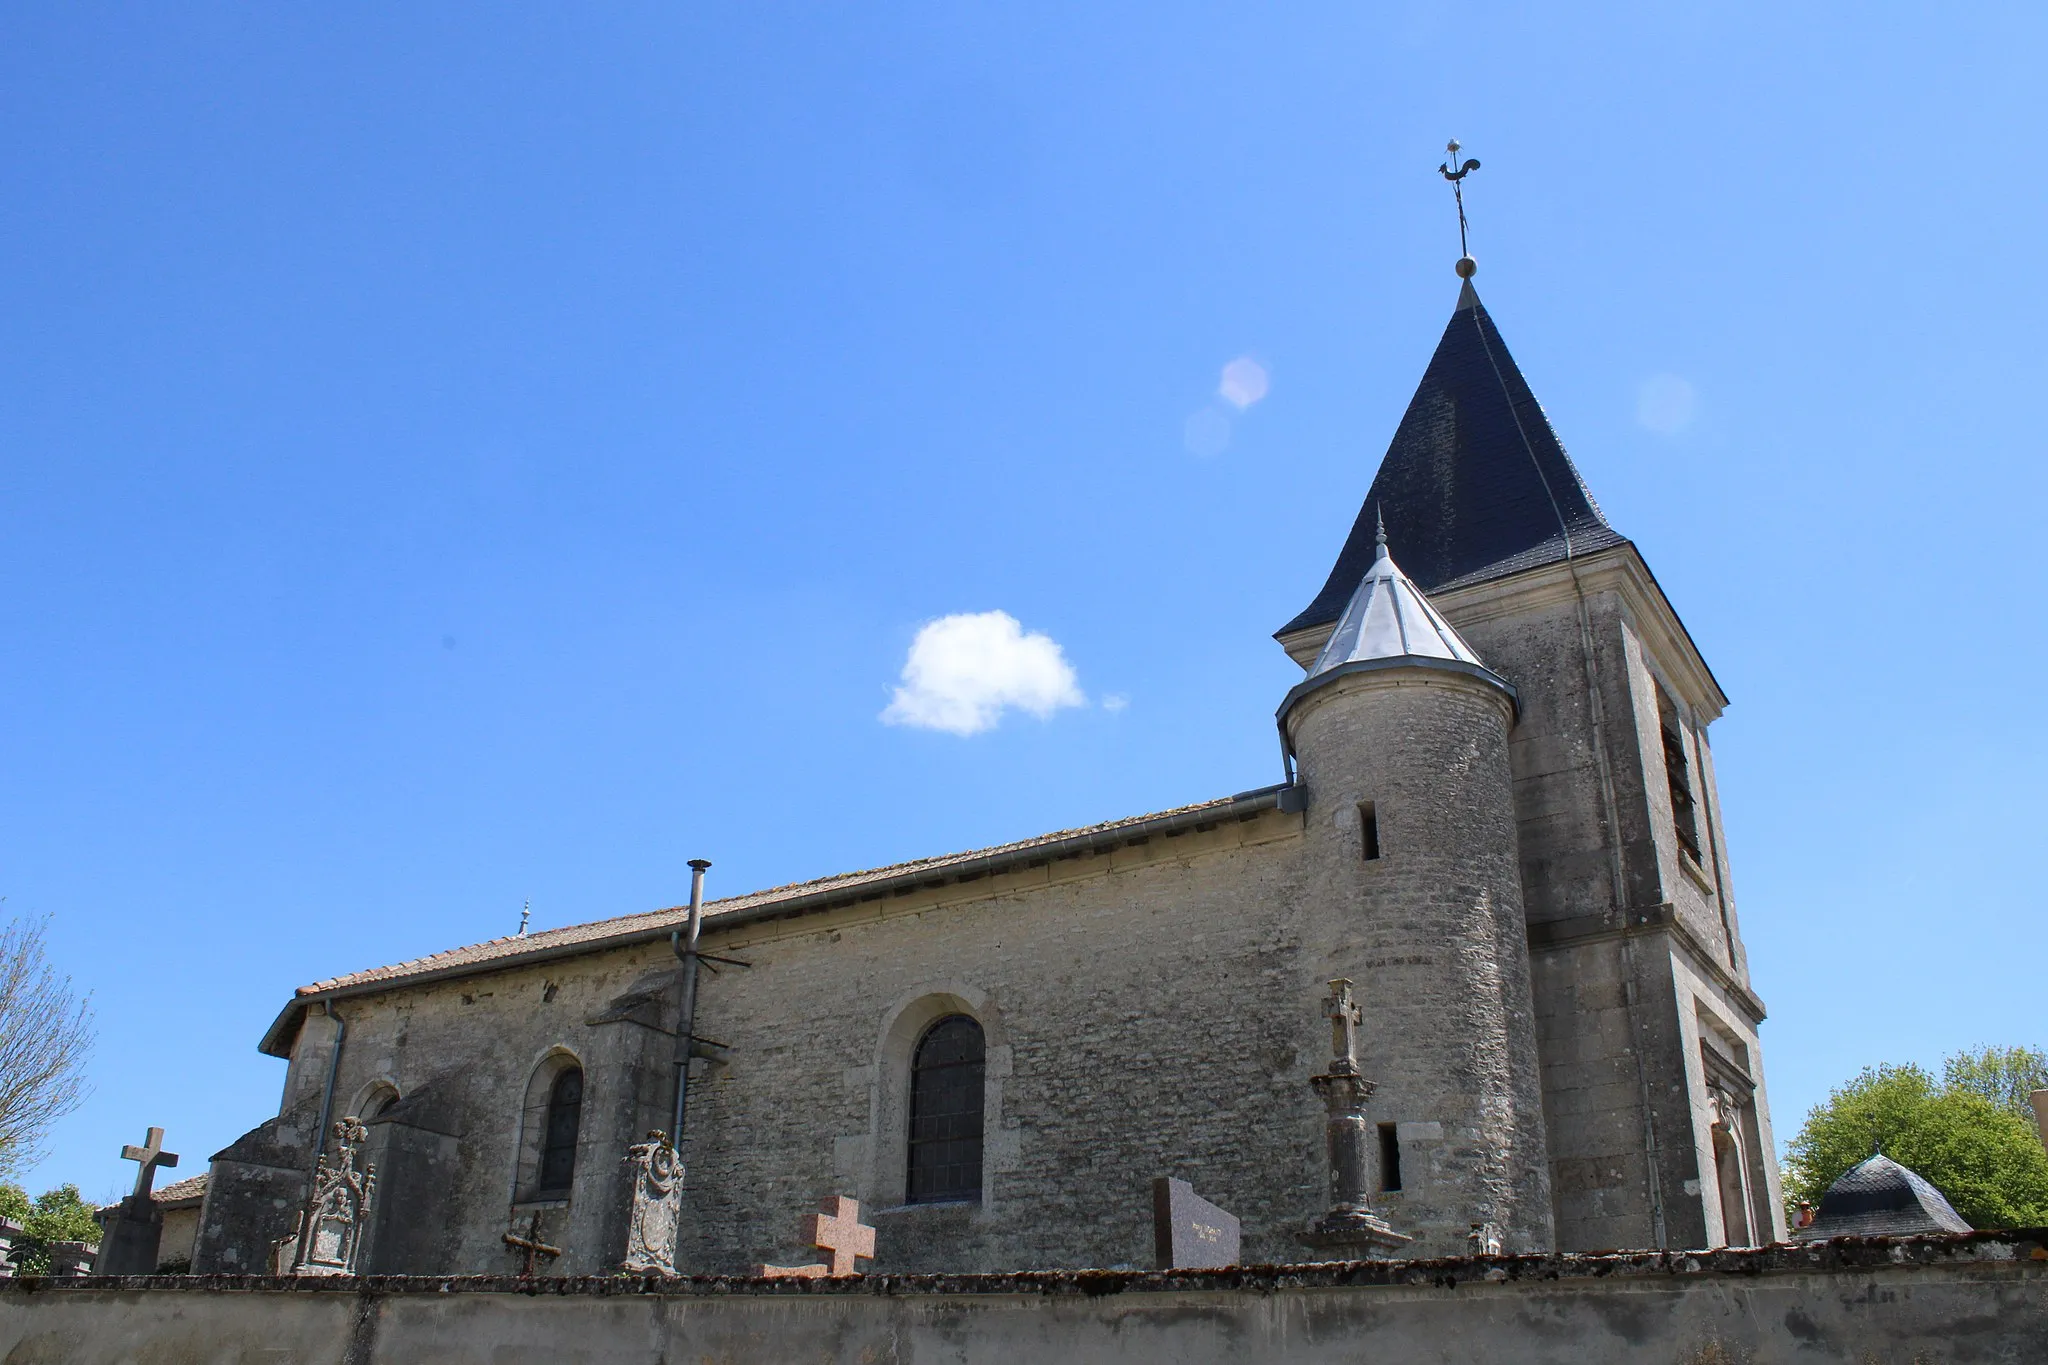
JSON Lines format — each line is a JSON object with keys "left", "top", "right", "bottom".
{"left": 192, "top": 268, "right": 1785, "bottom": 1277}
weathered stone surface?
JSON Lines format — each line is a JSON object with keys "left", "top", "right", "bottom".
{"left": 3, "top": 1234, "right": 2042, "bottom": 1365}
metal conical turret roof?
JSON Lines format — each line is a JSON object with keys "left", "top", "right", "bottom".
{"left": 1279, "top": 280, "right": 1626, "bottom": 642}
{"left": 1308, "top": 516, "right": 1485, "bottom": 675}
{"left": 1278, "top": 517, "right": 1512, "bottom": 728}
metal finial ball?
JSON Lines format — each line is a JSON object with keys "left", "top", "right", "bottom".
{"left": 1455, "top": 255, "right": 1478, "bottom": 279}
{"left": 1447, "top": 139, "right": 1460, "bottom": 155}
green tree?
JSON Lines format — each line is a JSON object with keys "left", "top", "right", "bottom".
{"left": 0, "top": 1182, "right": 101, "bottom": 1274}
{"left": 1783, "top": 1059, "right": 2048, "bottom": 1230}
{"left": 1943, "top": 1045, "right": 2048, "bottom": 1119}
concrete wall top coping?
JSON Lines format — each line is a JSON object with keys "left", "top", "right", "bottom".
{"left": 13, "top": 1230, "right": 2041, "bottom": 1300}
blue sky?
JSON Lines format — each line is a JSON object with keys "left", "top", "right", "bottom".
{"left": 3, "top": 3, "right": 2042, "bottom": 1202}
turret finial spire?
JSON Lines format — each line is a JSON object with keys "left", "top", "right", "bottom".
{"left": 1374, "top": 504, "right": 1388, "bottom": 556}
{"left": 1439, "top": 139, "right": 1481, "bottom": 279}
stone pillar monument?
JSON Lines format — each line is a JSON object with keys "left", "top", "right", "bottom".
{"left": 1303, "top": 979, "right": 1409, "bottom": 1255}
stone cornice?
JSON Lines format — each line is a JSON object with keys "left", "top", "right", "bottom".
{"left": 1528, "top": 901, "right": 1766, "bottom": 1024}
{"left": 1431, "top": 545, "right": 1730, "bottom": 723}
{"left": 16, "top": 1230, "right": 2041, "bottom": 1296}
{"left": 1279, "top": 545, "right": 1729, "bottom": 724}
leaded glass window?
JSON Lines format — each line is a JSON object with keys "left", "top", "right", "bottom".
{"left": 907, "top": 1015, "right": 984, "bottom": 1204}
{"left": 537, "top": 1066, "right": 583, "bottom": 1195}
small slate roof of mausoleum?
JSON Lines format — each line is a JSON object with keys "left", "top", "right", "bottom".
{"left": 1279, "top": 279, "right": 1626, "bottom": 640}
{"left": 1795, "top": 1154, "right": 1973, "bottom": 1241}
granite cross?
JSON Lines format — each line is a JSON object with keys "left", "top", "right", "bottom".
{"left": 119, "top": 1127, "right": 179, "bottom": 1200}
{"left": 1323, "top": 979, "right": 1362, "bottom": 1074}
{"left": 806, "top": 1196, "right": 876, "bottom": 1276}
{"left": 754, "top": 1196, "right": 876, "bottom": 1278}
{"left": 503, "top": 1213, "right": 562, "bottom": 1276}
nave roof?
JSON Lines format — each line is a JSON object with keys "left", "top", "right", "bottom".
{"left": 261, "top": 784, "right": 1289, "bottom": 1055}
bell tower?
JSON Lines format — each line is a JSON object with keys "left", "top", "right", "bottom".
{"left": 1280, "top": 247, "right": 1784, "bottom": 1250}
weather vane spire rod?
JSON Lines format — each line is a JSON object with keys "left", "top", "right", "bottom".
{"left": 1439, "top": 139, "right": 1481, "bottom": 279}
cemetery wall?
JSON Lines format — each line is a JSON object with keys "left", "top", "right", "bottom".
{"left": 3, "top": 1235, "right": 2043, "bottom": 1365}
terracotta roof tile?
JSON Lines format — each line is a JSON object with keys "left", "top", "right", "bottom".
{"left": 152, "top": 1174, "right": 207, "bottom": 1205}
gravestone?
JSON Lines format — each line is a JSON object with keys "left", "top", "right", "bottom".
{"left": 45, "top": 1242, "right": 97, "bottom": 1277}
{"left": 0, "top": 1216, "right": 22, "bottom": 1277}
{"left": 286, "top": 1117, "right": 377, "bottom": 1276}
{"left": 620, "top": 1131, "right": 683, "bottom": 1275}
{"left": 503, "top": 1212, "right": 563, "bottom": 1276}
{"left": 1151, "top": 1177, "right": 1240, "bottom": 1269}
{"left": 94, "top": 1126, "right": 179, "bottom": 1275}
{"left": 754, "top": 1196, "right": 875, "bottom": 1278}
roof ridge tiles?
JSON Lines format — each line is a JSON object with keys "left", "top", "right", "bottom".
{"left": 290, "top": 791, "right": 1267, "bottom": 1000}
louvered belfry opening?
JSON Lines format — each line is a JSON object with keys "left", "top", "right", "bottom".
{"left": 537, "top": 1066, "right": 584, "bottom": 1195}
{"left": 907, "top": 1015, "right": 985, "bottom": 1204}
{"left": 1657, "top": 687, "right": 1703, "bottom": 862}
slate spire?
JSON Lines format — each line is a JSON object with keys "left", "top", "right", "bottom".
{"left": 1278, "top": 282, "right": 1625, "bottom": 642}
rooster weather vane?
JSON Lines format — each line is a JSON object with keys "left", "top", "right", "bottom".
{"left": 1439, "top": 140, "right": 1482, "bottom": 278}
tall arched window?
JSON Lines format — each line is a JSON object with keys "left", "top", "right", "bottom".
{"left": 536, "top": 1066, "right": 583, "bottom": 1196}
{"left": 907, "top": 1015, "right": 984, "bottom": 1204}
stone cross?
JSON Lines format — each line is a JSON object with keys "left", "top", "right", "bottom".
{"left": 1323, "top": 979, "right": 1362, "bottom": 1075}
{"left": 1303, "top": 979, "right": 1409, "bottom": 1256}
{"left": 503, "top": 1212, "right": 562, "bottom": 1276}
{"left": 120, "top": 1127, "right": 179, "bottom": 1200}
{"left": 754, "top": 1195, "right": 876, "bottom": 1278}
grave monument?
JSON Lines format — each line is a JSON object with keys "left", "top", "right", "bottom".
{"left": 93, "top": 1126, "right": 179, "bottom": 1275}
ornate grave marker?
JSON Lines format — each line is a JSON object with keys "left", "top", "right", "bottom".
{"left": 287, "top": 1117, "right": 377, "bottom": 1276}
{"left": 754, "top": 1195, "right": 875, "bottom": 1278}
{"left": 1151, "top": 1177, "right": 1240, "bottom": 1269}
{"left": 94, "top": 1126, "right": 180, "bottom": 1275}
{"left": 620, "top": 1131, "right": 683, "bottom": 1275}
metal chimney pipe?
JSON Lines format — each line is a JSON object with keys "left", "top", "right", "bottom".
{"left": 669, "top": 859, "right": 712, "bottom": 1151}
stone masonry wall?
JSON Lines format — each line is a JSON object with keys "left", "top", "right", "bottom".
{"left": 5, "top": 1235, "right": 2042, "bottom": 1365}
{"left": 1282, "top": 665, "right": 1553, "bottom": 1252}
{"left": 1441, "top": 565, "right": 1782, "bottom": 1252}
{"left": 223, "top": 756, "right": 1564, "bottom": 1277}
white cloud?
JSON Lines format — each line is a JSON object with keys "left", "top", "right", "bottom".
{"left": 1101, "top": 693, "right": 1129, "bottom": 713}
{"left": 1637, "top": 373, "right": 1697, "bottom": 435}
{"left": 1219, "top": 356, "right": 1269, "bottom": 410}
{"left": 881, "top": 611, "right": 1086, "bottom": 736}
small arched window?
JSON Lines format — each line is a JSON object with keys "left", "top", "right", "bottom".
{"left": 536, "top": 1066, "right": 583, "bottom": 1196}
{"left": 907, "top": 1015, "right": 984, "bottom": 1204}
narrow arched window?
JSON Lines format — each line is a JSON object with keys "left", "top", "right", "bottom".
{"left": 907, "top": 1015, "right": 984, "bottom": 1204}
{"left": 536, "top": 1066, "right": 583, "bottom": 1195}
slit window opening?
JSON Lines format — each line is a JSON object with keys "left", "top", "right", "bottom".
{"left": 1359, "top": 802, "right": 1381, "bottom": 862}
{"left": 1378, "top": 1122, "right": 1402, "bottom": 1193}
